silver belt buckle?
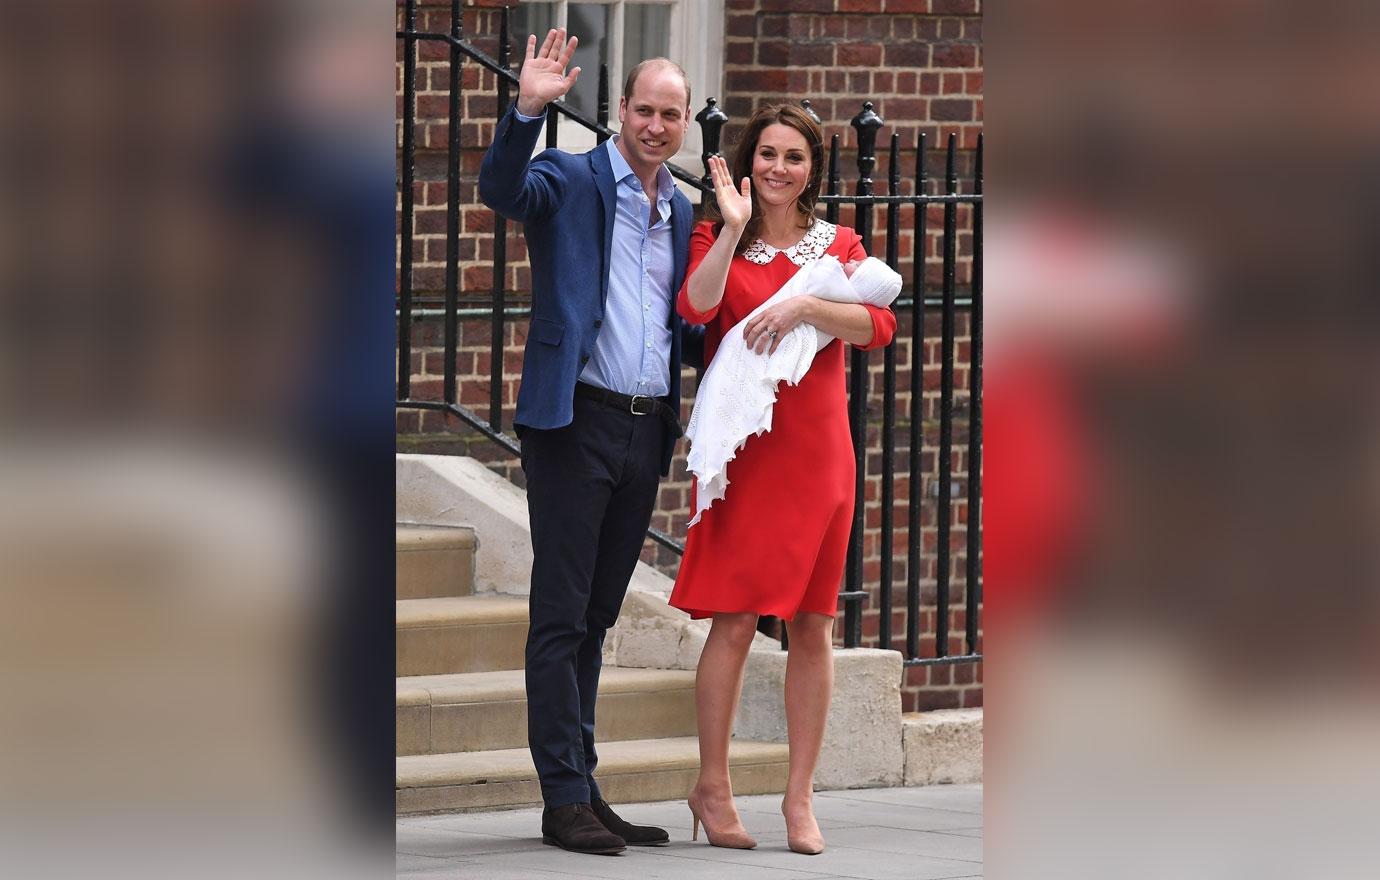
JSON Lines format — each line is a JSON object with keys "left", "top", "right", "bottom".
{"left": 629, "top": 394, "right": 653, "bottom": 416}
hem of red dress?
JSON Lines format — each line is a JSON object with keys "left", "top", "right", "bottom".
{"left": 669, "top": 602, "right": 838, "bottom": 623}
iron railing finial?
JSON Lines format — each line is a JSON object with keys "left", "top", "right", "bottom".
{"left": 696, "top": 97, "right": 729, "bottom": 190}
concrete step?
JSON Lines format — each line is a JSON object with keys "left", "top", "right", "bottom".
{"left": 397, "top": 666, "right": 698, "bottom": 756}
{"left": 396, "top": 524, "right": 477, "bottom": 600}
{"left": 396, "top": 596, "right": 528, "bottom": 677}
{"left": 902, "top": 709, "right": 983, "bottom": 786}
{"left": 396, "top": 736, "right": 790, "bottom": 814}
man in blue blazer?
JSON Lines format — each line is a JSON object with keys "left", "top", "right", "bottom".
{"left": 479, "top": 28, "right": 697, "bottom": 854}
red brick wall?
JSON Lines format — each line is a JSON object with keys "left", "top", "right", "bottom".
{"left": 397, "top": 0, "right": 983, "bottom": 712}
{"left": 397, "top": 1, "right": 519, "bottom": 302}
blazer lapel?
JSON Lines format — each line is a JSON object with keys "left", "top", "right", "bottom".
{"left": 590, "top": 145, "right": 617, "bottom": 308}
{"left": 668, "top": 196, "right": 689, "bottom": 387}
{"left": 670, "top": 197, "right": 689, "bottom": 304}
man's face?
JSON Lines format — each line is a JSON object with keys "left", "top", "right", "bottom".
{"left": 616, "top": 67, "right": 690, "bottom": 172}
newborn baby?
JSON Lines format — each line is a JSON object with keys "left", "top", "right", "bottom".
{"left": 684, "top": 254, "right": 903, "bottom": 525}
{"left": 794, "top": 255, "right": 905, "bottom": 354}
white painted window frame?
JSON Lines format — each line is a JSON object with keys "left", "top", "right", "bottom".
{"left": 516, "top": 0, "right": 723, "bottom": 196}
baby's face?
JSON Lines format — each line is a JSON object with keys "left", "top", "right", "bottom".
{"left": 843, "top": 259, "right": 864, "bottom": 278}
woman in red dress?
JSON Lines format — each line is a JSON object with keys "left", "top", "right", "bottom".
{"left": 670, "top": 104, "right": 896, "bottom": 855}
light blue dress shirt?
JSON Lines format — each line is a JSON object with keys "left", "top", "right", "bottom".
{"left": 579, "top": 138, "right": 675, "bottom": 398}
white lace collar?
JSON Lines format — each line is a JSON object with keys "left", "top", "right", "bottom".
{"left": 741, "top": 220, "right": 837, "bottom": 266}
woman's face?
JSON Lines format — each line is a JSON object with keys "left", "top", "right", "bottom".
{"left": 750, "top": 123, "right": 812, "bottom": 211}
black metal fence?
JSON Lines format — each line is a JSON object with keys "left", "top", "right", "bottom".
{"left": 396, "top": 2, "right": 982, "bottom": 669}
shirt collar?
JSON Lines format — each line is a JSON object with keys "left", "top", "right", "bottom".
{"left": 606, "top": 137, "right": 674, "bottom": 204}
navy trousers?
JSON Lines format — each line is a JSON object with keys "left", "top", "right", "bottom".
{"left": 518, "top": 395, "right": 664, "bottom": 808}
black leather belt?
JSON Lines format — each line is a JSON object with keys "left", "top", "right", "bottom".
{"left": 574, "top": 382, "right": 683, "bottom": 439}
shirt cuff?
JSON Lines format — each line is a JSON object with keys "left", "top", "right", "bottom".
{"left": 513, "top": 107, "right": 544, "bottom": 122}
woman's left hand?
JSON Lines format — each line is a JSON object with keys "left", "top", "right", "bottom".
{"left": 743, "top": 297, "right": 815, "bottom": 355}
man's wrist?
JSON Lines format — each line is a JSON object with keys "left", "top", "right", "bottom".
{"left": 515, "top": 96, "right": 547, "bottom": 118}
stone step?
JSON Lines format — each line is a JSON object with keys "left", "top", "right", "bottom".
{"left": 902, "top": 709, "right": 983, "bottom": 786}
{"left": 396, "top": 524, "right": 477, "bottom": 600}
{"left": 396, "top": 736, "right": 790, "bottom": 814}
{"left": 396, "top": 596, "right": 528, "bottom": 677}
{"left": 396, "top": 666, "right": 698, "bottom": 756}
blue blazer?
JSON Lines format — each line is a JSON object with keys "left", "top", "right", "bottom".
{"left": 479, "top": 106, "right": 699, "bottom": 474}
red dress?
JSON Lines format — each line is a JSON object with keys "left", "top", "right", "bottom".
{"left": 669, "top": 220, "right": 897, "bottom": 620}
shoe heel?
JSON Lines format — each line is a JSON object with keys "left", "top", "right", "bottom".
{"left": 691, "top": 812, "right": 700, "bottom": 842}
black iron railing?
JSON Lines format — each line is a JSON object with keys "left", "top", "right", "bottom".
{"left": 396, "top": 2, "right": 982, "bottom": 668}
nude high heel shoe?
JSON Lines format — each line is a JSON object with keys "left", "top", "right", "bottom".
{"left": 783, "top": 802, "right": 825, "bottom": 855}
{"left": 787, "top": 830, "right": 826, "bottom": 855}
{"left": 687, "top": 792, "right": 757, "bottom": 849}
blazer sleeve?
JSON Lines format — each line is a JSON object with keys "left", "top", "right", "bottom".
{"left": 842, "top": 228, "right": 898, "bottom": 351}
{"left": 680, "top": 322, "right": 708, "bottom": 371}
{"left": 478, "top": 107, "right": 564, "bottom": 224}
{"left": 676, "top": 222, "right": 724, "bottom": 325}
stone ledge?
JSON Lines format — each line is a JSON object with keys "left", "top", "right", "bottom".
{"left": 394, "top": 595, "right": 528, "bottom": 629}
{"left": 398, "top": 666, "right": 696, "bottom": 706}
{"left": 397, "top": 454, "right": 531, "bottom": 595}
{"left": 903, "top": 708, "right": 983, "bottom": 786}
{"left": 395, "top": 523, "right": 477, "bottom": 552}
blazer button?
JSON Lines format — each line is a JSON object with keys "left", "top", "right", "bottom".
{"left": 593, "top": 319, "right": 603, "bottom": 328}
{"left": 580, "top": 354, "right": 590, "bottom": 365}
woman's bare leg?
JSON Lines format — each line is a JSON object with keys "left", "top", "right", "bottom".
{"left": 689, "top": 612, "right": 759, "bottom": 836}
{"left": 781, "top": 612, "right": 835, "bottom": 850}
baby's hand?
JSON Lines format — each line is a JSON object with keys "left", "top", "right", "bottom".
{"left": 842, "top": 259, "right": 865, "bottom": 278}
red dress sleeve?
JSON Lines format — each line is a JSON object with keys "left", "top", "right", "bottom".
{"left": 677, "top": 221, "right": 723, "bottom": 325}
{"left": 839, "top": 227, "right": 898, "bottom": 351}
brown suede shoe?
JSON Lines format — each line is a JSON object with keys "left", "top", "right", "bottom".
{"left": 591, "top": 798, "right": 670, "bottom": 846}
{"left": 540, "top": 803, "right": 627, "bottom": 855}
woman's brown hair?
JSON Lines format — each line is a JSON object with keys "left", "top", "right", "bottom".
{"left": 711, "top": 103, "right": 825, "bottom": 253}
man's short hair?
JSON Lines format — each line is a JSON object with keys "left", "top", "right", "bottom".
{"left": 622, "top": 58, "right": 691, "bottom": 108}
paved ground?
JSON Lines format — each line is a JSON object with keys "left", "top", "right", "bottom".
{"left": 397, "top": 784, "right": 983, "bottom": 879}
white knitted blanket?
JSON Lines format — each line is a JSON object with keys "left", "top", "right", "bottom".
{"left": 685, "top": 255, "right": 902, "bottom": 526}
